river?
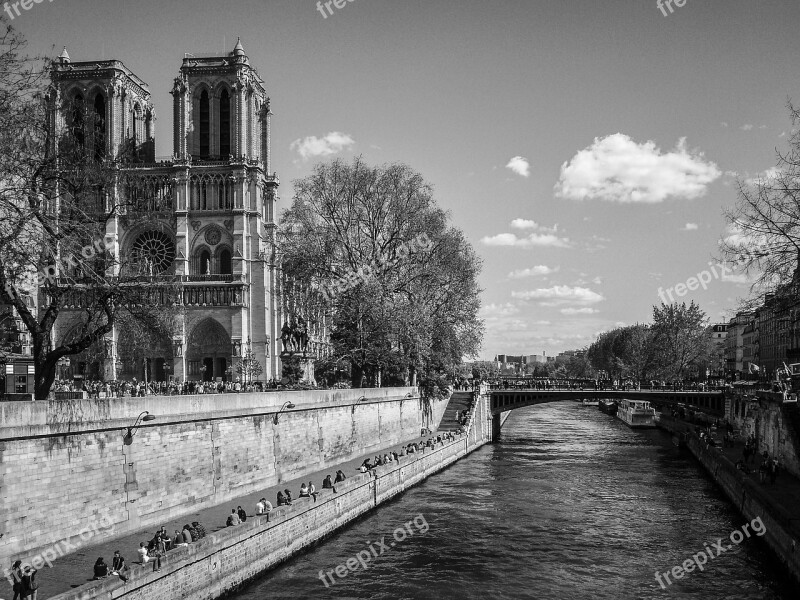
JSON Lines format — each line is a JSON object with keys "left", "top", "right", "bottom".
{"left": 234, "top": 401, "right": 795, "bottom": 599}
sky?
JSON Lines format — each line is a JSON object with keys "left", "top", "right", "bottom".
{"left": 12, "top": 0, "right": 800, "bottom": 360}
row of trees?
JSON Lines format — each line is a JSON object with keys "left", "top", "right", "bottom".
{"left": 587, "top": 302, "right": 713, "bottom": 382}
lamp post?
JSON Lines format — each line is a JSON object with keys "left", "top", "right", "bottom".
{"left": 351, "top": 395, "right": 367, "bottom": 414}
{"left": 123, "top": 411, "right": 156, "bottom": 445}
{"left": 273, "top": 401, "right": 295, "bottom": 425}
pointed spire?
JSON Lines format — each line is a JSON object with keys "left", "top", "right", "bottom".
{"left": 233, "top": 37, "right": 245, "bottom": 57}
{"left": 58, "top": 46, "right": 70, "bottom": 64}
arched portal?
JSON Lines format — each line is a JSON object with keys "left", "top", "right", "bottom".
{"left": 186, "top": 318, "right": 231, "bottom": 382}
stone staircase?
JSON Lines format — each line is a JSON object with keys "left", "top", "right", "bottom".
{"left": 438, "top": 391, "right": 475, "bottom": 431}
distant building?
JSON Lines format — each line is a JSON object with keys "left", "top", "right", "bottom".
{"left": 725, "top": 313, "right": 753, "bottom": 377}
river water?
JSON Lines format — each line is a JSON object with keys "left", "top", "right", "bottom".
{"left": 235, "top": 401, "right": 795, "bottom": 599}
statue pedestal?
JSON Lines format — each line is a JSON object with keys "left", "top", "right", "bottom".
{"left": 280, "top": 351, "right": 316, "bottom": 386}
{"left": 300, "top": 357, "right": 316, "bottom": 385}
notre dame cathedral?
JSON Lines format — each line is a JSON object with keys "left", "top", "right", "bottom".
{"left": 49, "top": 40, "right": 329, "bottom": 385}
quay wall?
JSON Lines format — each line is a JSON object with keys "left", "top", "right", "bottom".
{"left": 0, "top": 387, "right": 448, "bottom": 568}
{"left": 48, "top": 392, "right": 493, "bottom": 600}
{"left": 726, "top": 392, "right": 800, "bottom": 479}
{"left": 659, "top": 416, "right": 800, "bottom": 585}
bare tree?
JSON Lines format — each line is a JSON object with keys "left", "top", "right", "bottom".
{"left": 721, "top": 103, "right": 800, "bottom": 302}
{"left": 0, "top": 17, "right": 175, "bottom": 398}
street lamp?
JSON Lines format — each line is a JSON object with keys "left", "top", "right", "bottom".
{"left": 273, "top": 401, "right": 295, "bottom": 424}
{"left": 123, "top": 411, "right": 156, "bottom": 445}
{"left": 352, "top": 395, "right": 367, "bottom": 414}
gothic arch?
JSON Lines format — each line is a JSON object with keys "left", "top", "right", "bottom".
{"left": 186, "top": 317, "right": 232, "bottom": 381}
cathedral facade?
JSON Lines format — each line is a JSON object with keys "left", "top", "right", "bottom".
{"left": 49, "top": 41, "right": 327, "bottom": 384}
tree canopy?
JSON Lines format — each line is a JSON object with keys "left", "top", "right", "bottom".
{"left": 279, "top": 157, "right": 483, "bottom": 397}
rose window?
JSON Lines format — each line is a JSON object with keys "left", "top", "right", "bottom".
{"left": 132, "top": 231, "right": 175, "bottom": 274}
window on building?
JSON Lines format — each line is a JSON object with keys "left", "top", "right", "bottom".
{"left": 199, "top": 90, "right": 210, "bottom": 157}
{"left": 219, "top": 249, "right": 232, "bottom": 275}
{"left": 93, "top": 93, "right": 106, "bottom": 162}
{"left": 220, "top": 89, "right": 230, "bottom": 157}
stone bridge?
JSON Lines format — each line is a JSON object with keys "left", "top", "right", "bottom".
{"left": 488, "top": 389, "right": 726, "bottom": 438}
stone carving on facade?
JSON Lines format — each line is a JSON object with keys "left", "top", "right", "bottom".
{"left": 191, "top": 220, "right": 201, "bottom": 231}
{"left": 223, "top": 219, "right": 234, "bottom": 231}
{"left": 204, "top": 225, "right": 222, "bottom": 246}
{"left": 231, "top": 339, "right": 242, "bottom": 357}
{"left": 173, "top": 338, "right": 183, "bottom": 357}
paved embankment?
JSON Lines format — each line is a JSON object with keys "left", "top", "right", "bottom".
{"left": 658, "top": 415, "right": 800, "bottom": 586}
{"left": 27, "top": 391, "right": 491, "bottom": 600}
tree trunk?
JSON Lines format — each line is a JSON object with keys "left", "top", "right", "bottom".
{"left": 34, "top": 354, "right": 58, "bottom": 401}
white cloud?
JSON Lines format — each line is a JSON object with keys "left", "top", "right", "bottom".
{"left": 682, "top": 223, "right": 699, "bottom": 231}
{"left": 759, "top": 125, "right": 767, "bottom": 130}
{"left": 721, "top": 122, "right": 729, "bottom": 128}
{"left": 290, "top": 131, "right": 355, "bottom": 160}
{"left": 560, "top": 307, "right": 599, "bottom": 315}
{"left": 508, "top": 265, "right": 559, "bottom": 279}
{"left": 740, "top": 124, "right": 754, "bottom": 131}
{"left": 779, "top": 131, "right": 787, "bottom": 138}
{"left": 506, "top": 156, "right": 530, "bottom": 178}
{"left": 744, "top": 166, "right": 781, "bottom": 187}
{"left": 481, "top": 233, "right": 571, "bottom": 248}
{"left": 554, "top": 134, "right": 721, "bottom": 203}
{"left": 478, "top": 303, "right": 520, "bottom": 318}
{"left": 510, "top": 219, "right": 558, "bottom": 233}
{"left": 512, "top": 285, "right": 604, "bottom": 306}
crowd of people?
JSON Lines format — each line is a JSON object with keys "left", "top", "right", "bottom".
{"left": 53, "top": 378, "right": 302, "bottom": 398}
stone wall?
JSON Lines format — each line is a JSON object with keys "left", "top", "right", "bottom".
{"left": 0, "top": 387, "right": 449, "bottom": 568}
{"left": 727, "top": 391, "right": 800, "bottom": 478}
{"left": 47, "top": 390, "right": 491, "bottom": 600}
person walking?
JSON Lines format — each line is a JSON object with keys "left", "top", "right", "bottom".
{"left": 11, "top": 560, "right": 24, "bottom": 600}
{"left": 20, "top": 565, "right": 38, "bottom": 600}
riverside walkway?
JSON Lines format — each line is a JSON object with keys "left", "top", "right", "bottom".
{"left": 3, "top": 432, "right": 454, "bottom": 600}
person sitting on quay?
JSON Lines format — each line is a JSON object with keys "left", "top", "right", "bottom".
{"left": 323, "top": 474, "right": 334, "bottom": 489}
{"left": 186, "top": 523, "right": 200, "bottom": 541}
{"left": 226, "top": 509, "right": 241, "bottom": 527}
{"left": 399, "top": 446, "right": 407, "bottom": 458}
{"left": 158, "top": 526, "right": 172, "bottom": 549}
{"left": 137, "top": 542, "right": 161, "bottom": 572}
{"left": 392, "top": 451, "right": 399, "bottom": 462}
{"left": 299, "top": 482, "right": 310, "bottom": 499}
{"left": 308, "top": 481, "right": 318, "bottom": 501}
{"left": 237, "top": 506, "right": 248, "bottom": 523}
{"left": 335, "top": 469, "right": 347, "bottom": 483}
{"left": 256, "top": 498, "right": 266, "bottom": 514}
{"left": 173, "top": 529, "right": 187, "bottom": 548}
{"left": 384, "top": 453, "right": 392, "bottom": 464}
{"left": 111, "top": 550, "right": 129, "bottom": 583}
{"left": 284, "top": 489, "right": 294, "bottom": 504}
{"left": 181, "top": 524, "right": 194, "bottom": 544}
{"left": 277, "top": 491, "right": 289, "bottom": 506}
{"left": 93, "top": 557, "right": 109, "bottom": 580}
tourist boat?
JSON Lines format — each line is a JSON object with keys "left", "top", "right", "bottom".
{"left": 616, "top": 399, "right": 657, "bottom": 428}
{"left": 581, "top": 398, "right": 600, "bottom": 406}
{"left": 598, "top": 399, "right": 618, "bottom": 415}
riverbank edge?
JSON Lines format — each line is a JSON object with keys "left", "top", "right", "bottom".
{"left": 658, "top": 416, "right": 800, "bottom": 586}
{"left": 49, "top": 400, "right": 491, "bottom": 600}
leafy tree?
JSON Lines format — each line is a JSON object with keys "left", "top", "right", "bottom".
{"left": 279, "top": 158, "right": 483, "bottom": 397}
{"left": 236, "top": 350, "right": 264, "bottom": 384}
{"left": 651, "top": 302, "right": 712, "bottom": 379}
